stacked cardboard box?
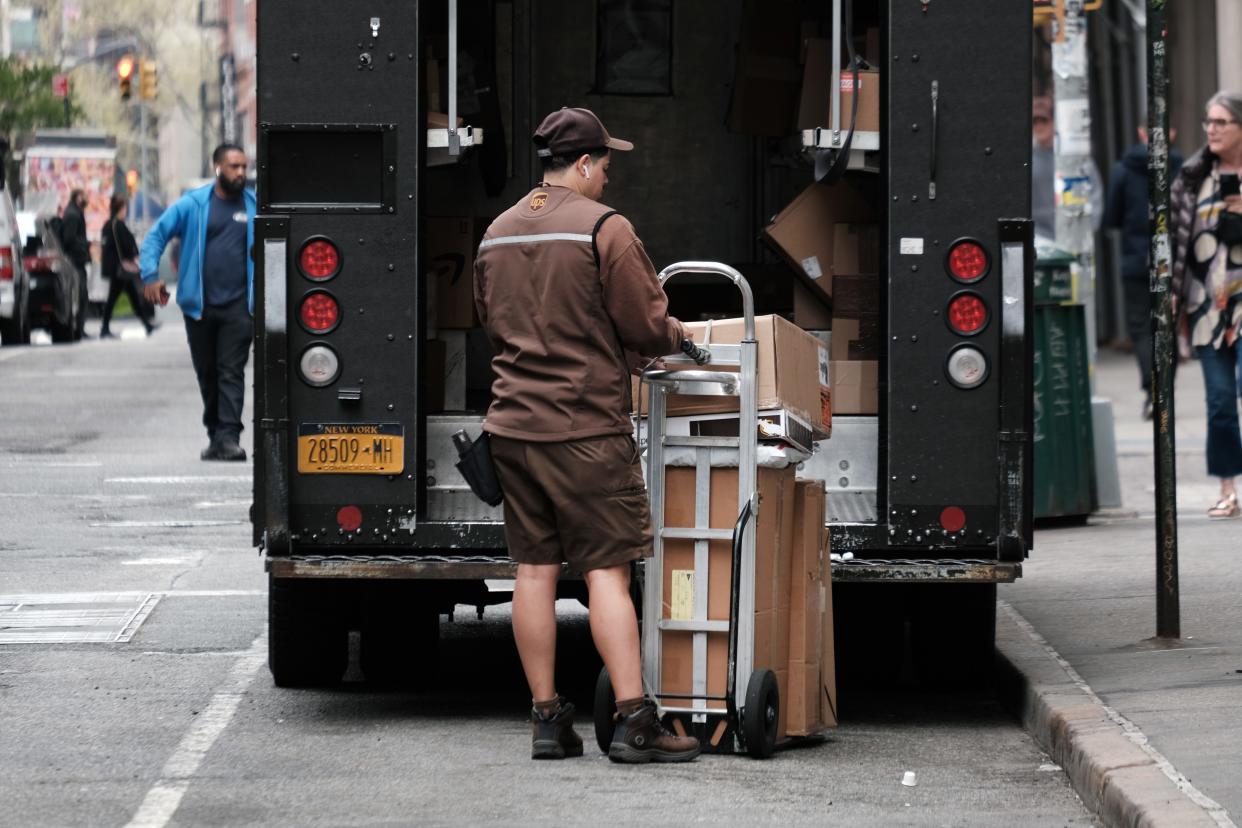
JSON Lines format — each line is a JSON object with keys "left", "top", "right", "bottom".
{"left": 633, "top": 314, "right": 831, "bottom": 440}
{"left": 659, "top": 468, "right": 837, "bottom": 740}
{"left": 426, "top": 217, "right": 495, "bottom": 412}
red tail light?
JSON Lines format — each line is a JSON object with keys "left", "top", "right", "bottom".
{"left": 947, "top": 239, "right": 989, "bottom": 282}
{"left": 22, "top": 255, "right": 58, "bottom": 273}
{"left": 946, "top": 292, "right": 989, "bottom": 335}
{"left": 0, "top": 246, "right": 13, "bottom": 281}
{"left": 939, "top": 506, "right": 967, "bottom": 533}
{"left": 298, "top": 238, "right": 341, "bottom": 281}
{"left": 299, "top": 291, "right": 341, "bottom": 333}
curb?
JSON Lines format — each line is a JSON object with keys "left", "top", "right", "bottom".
{"left": 994, "top": 601, "right": 1229, "bottom": 828}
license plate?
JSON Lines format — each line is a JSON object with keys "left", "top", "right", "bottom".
{"left": 297, "top": 423, "right": 404, "bottom": 474}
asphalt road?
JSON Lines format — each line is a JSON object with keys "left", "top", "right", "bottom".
{"left": 0, "top": 314, "right": 1097, "bottom": 826}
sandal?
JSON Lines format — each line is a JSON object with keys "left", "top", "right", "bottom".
{"left": 1207, "top": 493, "right": 1240, "bottom": 519}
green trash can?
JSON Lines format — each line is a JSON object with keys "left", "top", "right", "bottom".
{"left": 1032, "top": 241, "right": 1098, "bottom": 519}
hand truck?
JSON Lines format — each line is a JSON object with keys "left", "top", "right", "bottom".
{"left": 592, "top": 262, "right": 780, "bottom": 758}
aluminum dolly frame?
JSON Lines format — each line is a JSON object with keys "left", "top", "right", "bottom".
{"left": 593, "top": 262, "right": 779, "bottom": 758}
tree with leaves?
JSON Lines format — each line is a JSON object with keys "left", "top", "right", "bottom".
{"left": 0, "top": 58, "right": 82, "bottom": 147}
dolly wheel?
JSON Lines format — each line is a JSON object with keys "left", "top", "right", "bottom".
{"left": 743, "top": 668, "right": 779, "bottom": 759}
{"left": 593, "top": 666, "right": 617, "bottom": 754}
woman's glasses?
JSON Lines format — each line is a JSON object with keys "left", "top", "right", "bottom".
{"left": 1203, "top": 118, "right": 1239, "bottom": 132}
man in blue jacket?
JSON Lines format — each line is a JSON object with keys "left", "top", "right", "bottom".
{"left": 142, "top": 143, "right": 256, "bottom": 460}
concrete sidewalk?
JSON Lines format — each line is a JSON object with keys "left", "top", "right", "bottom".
{"left": 1000, "top": 347, "right": 1240, "bottom": 826}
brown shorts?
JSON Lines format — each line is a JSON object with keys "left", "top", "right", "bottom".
{"left": 489, "top": 433, "right": 654, "bottom": 572}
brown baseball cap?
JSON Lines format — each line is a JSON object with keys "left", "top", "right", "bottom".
{"left": 532, "top": 107, "right": 634, "bottom": 158}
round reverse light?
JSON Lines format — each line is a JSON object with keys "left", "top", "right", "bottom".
{"left": 946, "top": 292, "right": 989, "bottom": 336}
{"left": 947, "top": 239, "right": 989, "bottom": 282}
{"left": 299, "top": 344, "right": 340, "bottom": 387}
{"left": 299, "top": 238, "right": 341, "bottom": 281}
{"left": 299, "top": 290, "right": 340, "bottom": 333}
{"left": 945, "top": 345, "right": 989, "bottom": 389}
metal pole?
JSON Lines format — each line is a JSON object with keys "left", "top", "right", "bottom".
{"left": 1146, "top": 0, "right": 1179, "bottom": 639}
{"left": 139, "top": 98, "right": 147, "bottom": 225}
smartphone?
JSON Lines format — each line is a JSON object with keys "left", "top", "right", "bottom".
{"left": 1221, "top": 172, "right": 1240, "bottom": 198}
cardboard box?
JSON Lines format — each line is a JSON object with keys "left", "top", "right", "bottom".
{"left": 831, "top": 274, "right": 880, "bottom": 319}
{"left": 797, "top": 40, "right": 880, "bottom": 134}
{"left": 829, "top": 316, "right": 880, "bottom": 362}
{"left": 830, "top": 360, "right": 879, "bottom": 414}
{"left": 659, "top": 466, "right": 797, "bottom": 715}
{"left": 726, "top": 0, "right": 803, "bottom": 136}
{"left": 634, "top": 315, "right": 831, "bottom": 439}
{"left": 427, "top": 217, "right": 488, "bottom": 330}
{"left": 832, "top": 224, "right": 880, "bottom": 277}
{"left": 763, "top": 180, "right": 877, "bottom": 299}
{"left": 792, "top": 281, "right": 832, "bottom": 330}
{"left": 787, "top": 479, "right": 837, "bottom": 734}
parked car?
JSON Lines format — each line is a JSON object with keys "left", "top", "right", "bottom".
{"left": 0, "top": 187, "right": 31, "bottom": 346}
{"left": 17, "top": 211, "right": 79, "bottom": 343}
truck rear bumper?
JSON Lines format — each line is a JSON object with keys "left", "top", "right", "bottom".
{"left": 266, "top": 554, "right": 1019, "bottom": 583}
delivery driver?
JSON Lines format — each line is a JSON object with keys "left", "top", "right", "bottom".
{"left": 474, "top": 107, "right": 701, "bottom": 763}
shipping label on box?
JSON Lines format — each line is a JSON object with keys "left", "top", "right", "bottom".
{"left": 763, "top": 180, "right": 877, "bottom": 301}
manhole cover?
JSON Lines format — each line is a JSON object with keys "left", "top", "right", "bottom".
{"left": 0, "top": 593, "right": 160, "bottom": 644}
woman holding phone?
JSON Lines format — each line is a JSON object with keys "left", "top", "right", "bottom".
{"left": 1172, "top": 91, "right": 1242, "bottom": 517}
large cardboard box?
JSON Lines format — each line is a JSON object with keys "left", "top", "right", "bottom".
{"left": 797, "top": 40, "right": 880, "bottom": 134}
{"left": 427, "top": 217, "right": 489, "bottom": 330}
{"left": 830, "top": 360, "right": 879, "bottom": 414}
{"left": 762, "top": 180, "right": 877, "bottom": 299}
{"left": 659, "top": 466, "right": 797, "bottom": 723}
{"left": 787, "top": 479, "right": 838, "bottom": 734}
{"left": 634, "top": 315, "right": 831, "bottom": 439}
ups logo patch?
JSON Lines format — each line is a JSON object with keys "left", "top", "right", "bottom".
{"left": 529, "top": 191, "right": 549, "bottom": 211}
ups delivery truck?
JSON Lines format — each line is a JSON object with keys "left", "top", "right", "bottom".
{"left": 253, "top": 0, "right": 1033, "bottom": 688}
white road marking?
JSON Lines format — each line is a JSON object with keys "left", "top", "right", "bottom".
{"left": 1000, "top": 601, "right": 1236, "bottom": 827}
{"left": 121, "top": 558, "right": 200, "bottom": 566}
{"left": 124, "top": 631, "right": 267, "bottom": 828}
{"left": 0, "top": 591, "right": 264, "bottom": 603}
{"left": 90, "top": 520, "right": 244, "bottom": 528}
{"left": 0, "top": 493, "right": 151, "bottom": 500}
{"left": 194, "top": 499, "right": 251, "bottom": 509}
{"left": 1, "top": 461, "right": 103, "bottom": 468}
{"left": 119, "top": 327, "right": 146, "bottom": 341}
{"left": 106, "top": 476, "right": 251, "bottom": 484}
{"left": 0, "top": 348, "right": 25, "bottom": 362}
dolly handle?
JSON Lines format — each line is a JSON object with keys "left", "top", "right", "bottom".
{"left": 680, "top": 339, "right": 711, "bottom": 366}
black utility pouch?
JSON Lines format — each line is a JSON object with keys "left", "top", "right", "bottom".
{"left": 452, "top": 430, "right": 504, "bottom": 507}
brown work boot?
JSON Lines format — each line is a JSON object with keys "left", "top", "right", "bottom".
{"left": 608, "top": 700, "right": 701, "bottom": 763}
{"left": 530, "top": 698, "right": 584, "bottom": 760}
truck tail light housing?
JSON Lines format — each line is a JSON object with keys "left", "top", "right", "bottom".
{"left": 945, "top": 344, "right": 989, "bottom": 389}
{"left": 299, "top": 344, "right": 341, "bottom": 387}
{"left": 23, "top": 254, "right": 58, "bottom": 274}
{"left": 299, "top": 290, "right": 340, "bottom": 333}
{"left": 298, "top": 237, "right": 341, "bottom": 281}
{"left": 946, "top": 292, "right": 989, "bottom": 336}
{"left": 946, "top": 239, "right": 989, "bottom": 282}
{"left": 0, "top": 246, "right": 13, "bottom": 281}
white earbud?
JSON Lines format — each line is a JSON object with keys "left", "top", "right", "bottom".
{"left": 215, "top": 167, "right": 221, "bottom": 176}
{"left": 582, "top": 165, "right": 591, "bottom": 180}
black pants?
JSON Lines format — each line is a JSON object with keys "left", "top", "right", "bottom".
{"left": 72, "top": 262, "right": 89, "bottom": 337}
{"left": 184, "top": 299, "right": 252, "bottom": 444}
{"left": 101, "top": 273, "right": 153, "bottom": 332}
{"left": 1122, "top": 275, "right": 1178, "bottom": 395}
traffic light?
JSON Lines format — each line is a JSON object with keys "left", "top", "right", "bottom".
{"left": 117, "top": 54, "right": 135, "bottom": 101}
{"left": 126, "top": 169, "right": 139, "bottom": 195}
{"left": 139, "top": 59, "right": 158, "bottom": 101}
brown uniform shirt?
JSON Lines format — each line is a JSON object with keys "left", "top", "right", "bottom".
{"left": 474, "top": 185, "right": 686, "bottom": 442}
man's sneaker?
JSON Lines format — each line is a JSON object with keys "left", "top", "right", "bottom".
{"left": 608, "top": 701, "right": 700, "bottom": 764}
{"left": 531, "top": 699, "right": 583, "bottom": 760}
{"left": 200, "top": 442, "right": 221, "bottom": 461}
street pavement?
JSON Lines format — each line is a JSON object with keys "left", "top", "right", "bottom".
{"left": 1003, "top": 347, "right": 1241, "bottom": 825}
{"left": 0, "top": 311, "right": 1100, "bottom": 826}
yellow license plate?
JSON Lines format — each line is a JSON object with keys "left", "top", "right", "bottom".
{"left": 297, "top": 423, "right": 405, "bottom": 474}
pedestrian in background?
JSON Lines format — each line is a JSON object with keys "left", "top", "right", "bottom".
{"left": 141, "top": 143, "right": 256, "bottom": 462}
{"left": 1104, "top": 125, "right": 1183, "bottom": 420}
{"left": 60, "top": 188, "right": 92, "bottom": 339}
{"left": 100, "top": 195, "right": 158, "bottom": 338}
{"left": 1171, "top": 91, "right": 1242, "bottom": 518}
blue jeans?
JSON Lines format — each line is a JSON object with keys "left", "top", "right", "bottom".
{"left": 1196, "top": 343, "right": 1242, "bottom": 479}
